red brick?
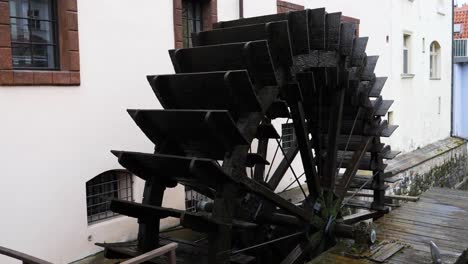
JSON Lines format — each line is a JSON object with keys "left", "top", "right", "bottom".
{"left": 66, "top": 0, "right": 78, "bottom": 12}
{"left": 70, "top": 71, "right": 80, "bottom": 85}
{"left": 13, "top": 71, "right": 34, "bottom": 85}
{"left": 68, "top": 31, "right": 79, "bottom": 51}
{"left": 0, "top": 47, "right": 12, "bottom": 69}
{"left": 53, "top": 72, "right": 70, "bottom": 85}
{"left": 33, "top": 71, "right": 53, "bottom": 85}
{"left": 0, "top": 2, "right": 9, "bottom": 25}
{"left": 0, "top": 70, "right": 13, "bottom": 85}
{"left": 69, "top": 51, "right": 80, "bottom": 71}
{"left": 67, "top": 12, "right": 78, "bottom": 31}
{"left": 174, "top": 8, "right": 182, "bottom": 26}
{"left": 174, "top": 25, "right": 183, "bottom": 43}
{"left": 175, "top": 41, "right": 183, "bottom": 49}
{"left": 0, "top": 24, "right": 10, "bottom": 47}
{"left": 174, "top": 0, "right": 182, "bottom": 10}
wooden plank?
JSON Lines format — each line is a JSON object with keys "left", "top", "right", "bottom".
{"left": 326, "top": 12, "right": 342, "bottom": 50}
{"left": 361, "top": 56, "right": 379, "bottom": 81}
{"left": 308, "top": 8, "right": 326, "bottom": 50}
{"left": 0, "top": 246, "right": 52, "bottom": 264}
{"left": 170, "top": 41, "right": 277, "bottom": 86}
{"left": 369, "top": 241, "right": 406, "bottom": 263}
{"left": 351, "top": 37, "right": 368, "bottom": 66}
{"left": 369, "top": 77, "right": 388, "bottom": 97}
{"left": 342, "top": 210, "right": 382, "bottom": 225}
{"left": 120, "top": 243, "right": 178, "bottom": 264}
{"left": 339, "top": 22, "right": 356, "bottom": 55}
{"left": 335, "top": 137, "right": 372, "bottom": 200}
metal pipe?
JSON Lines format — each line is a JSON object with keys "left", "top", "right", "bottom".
{"left": 239, "top": 0, "right": 244, "bottom": 19}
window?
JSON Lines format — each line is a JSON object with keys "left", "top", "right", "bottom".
{"left": 86, "top": 170, "right": 133, "bottom": 224}
{"left": 173, "top": 0, "right": 217, "bottom": 49}
{"left": 387, "top": 111, "right": 394, "bottom": 125}
{"left": 185, "top": 188, "right": 211, "bottom": 212}
{"left": 182, "top": 0, "right": 203, "bottom": 48}
{"left": 430, "top": 41, "right": 441, "bottom": 79}
{"left": 403, "top": 34, "right": 411, "bottom": 74}
{"left": 281, "top": 123, "right": 296, "bottom": 151}
{"left": 455, "top": 23, "right": 462, "bottom": 34}
{"left": 9, "top": 0, "right": 58, "bottom": 69}
{"left": 0, "top": 0, "right": 80, "bottom": 86}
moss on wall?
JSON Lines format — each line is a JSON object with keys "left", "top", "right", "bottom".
{"left": 393, "top": 147, "right": 468, "bottom": 196}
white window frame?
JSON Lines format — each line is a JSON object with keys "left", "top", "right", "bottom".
{"left": 402, "top": 33, "right": 413, "bottom": 77}
{"left": 430, "top": 41, "right": 441, "bottom": 80}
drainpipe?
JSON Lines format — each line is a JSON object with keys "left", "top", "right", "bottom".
{"left": 239, "top": 0, "right": 244, "bottom": 19}
{"left": 451, "top": 0, "right": 455, "bottom": 137}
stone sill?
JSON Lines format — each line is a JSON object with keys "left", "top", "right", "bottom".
{"left": 401, "top": 73, "right": 415, "bottom": 79}
{"left": 0, "top": 70, "right": 80, "bottom": 86}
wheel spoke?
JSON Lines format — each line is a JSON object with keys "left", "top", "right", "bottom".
{"left": 267, "top": 143, "right": 299, "bottom": 190}
{"left": 265, "top": 118, "right": 289, "bottom": 182}
{"left": 275, "top": 138, "right": 308, "bottom": 202}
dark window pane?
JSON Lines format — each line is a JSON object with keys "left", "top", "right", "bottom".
{"left": 32, "top": 45, "right": 56, "bottom": 68}
{"left": 29, "top": 0, "right": 54, "bottom": 20}
{"left": 30, "top": 21, "right": 55, "bottom": 44}
{"left": 9, "top": 0, "right": 58, "bottom": 69}
{"left": 182, "top": 0, "right": 203, "bottom": 48}
{"left": 9, "top": 0, "right": 29, "bottom": 18}
{"left": 11, "top": 43, "right": 32, "bottom": 67}
{"left": 10, "top": 18, "right": 30, "bottom": 42}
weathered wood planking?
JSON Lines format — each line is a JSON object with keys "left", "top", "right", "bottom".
{"left": 308, "top": 188, "right": 468, "bottom": 264}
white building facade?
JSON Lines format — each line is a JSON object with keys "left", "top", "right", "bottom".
{"left": 0, "top": 0, "right": 452, "bottom": 263}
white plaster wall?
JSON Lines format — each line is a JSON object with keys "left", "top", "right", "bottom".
{"left": 308, "top": 0, "right": 452, "bottom": 153}
{"left": 218, "top": 0, "right": 240, "bottom": 21}
{"left": 0, "top": 1, "right": 185, "bottom": 263}
{"left": 243, "top": 0, "right": 277, "bottom": 18}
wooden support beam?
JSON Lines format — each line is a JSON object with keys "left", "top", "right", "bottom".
{"left": 345, "top": 191, "right": 420, "bottom": 202}
{"left": 0, "top": 246, "right": 52, "bottom": 264}
{"left": 120, "top": 243, "right": 178, "bottom": 264}
{"left": 268, "top": 144, "right": 299, "bottom": 190}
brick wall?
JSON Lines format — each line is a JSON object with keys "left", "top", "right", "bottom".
{"left": 277, "top": 0, "right": 304, "bottom": 13}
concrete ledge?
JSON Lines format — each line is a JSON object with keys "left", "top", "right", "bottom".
{"left": 386, "top": 137, "right": 467, "bottom": 176}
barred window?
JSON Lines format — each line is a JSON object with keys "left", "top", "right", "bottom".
{"left": 282, "top": 123, "right": 296, "bottom": 151}
{"left": 182, "top": 0, "right": 203, "bottom": 48}
{"left": 86, "top": 170, "right": 133, "bottom": 224}
{"left": 9, "top": 0, "right": 59, "bottom": 69}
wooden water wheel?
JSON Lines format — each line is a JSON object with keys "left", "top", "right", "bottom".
{"left": 98, "top": 8, "right": 399, "bottom": 264}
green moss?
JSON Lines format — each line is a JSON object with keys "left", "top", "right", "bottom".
{"left": 406, "top": 153, "right": 468, "bottom": 196}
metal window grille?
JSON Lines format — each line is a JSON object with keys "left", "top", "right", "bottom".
{"left": 182, "top": 0, "right": 203, "bottom": 48}
{"left": 185, "top": 187, "right": 211, "bottom": 212}
{"left": 86, "top": 170, "right": 133, "bottom": 224}
{"left": 9, "top": 0, "right": 59, "bottom": 70}
{"left": 282, "top": 123, "right": 296, "bottom": 151}
{"left": 454, "top": 39, "right": 467, "bottom": 57}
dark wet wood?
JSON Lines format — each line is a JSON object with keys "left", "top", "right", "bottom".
{"left": 308, "top": 188, "right": 468, "bottom": 264}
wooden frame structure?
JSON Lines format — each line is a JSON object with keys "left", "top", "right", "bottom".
{"left": 98, "top": 8, "right": 399, "bottom": 264}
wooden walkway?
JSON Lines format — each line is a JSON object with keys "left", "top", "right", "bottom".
{"left": 310, "top": 188, "right": 468, "bottom": 264}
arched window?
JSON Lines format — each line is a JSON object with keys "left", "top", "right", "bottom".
{"left": 430, "top": 41, "right": 441, "bottom": 79}
{"left": 86, "top": 170, "right": 133, "bottom": 224}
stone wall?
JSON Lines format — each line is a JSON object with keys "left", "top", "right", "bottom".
{"left": 385, "top": 137, "right": 468, "bottom": 197}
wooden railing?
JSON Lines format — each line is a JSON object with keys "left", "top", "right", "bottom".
{"left": 0, "top": 243, "right": 178, "bottom": 264}
{"left": 120, "top": 243, "right": 178, "bottom": 264}
{"left": 0, "top": 246, "right": 52, "bottom": 264}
